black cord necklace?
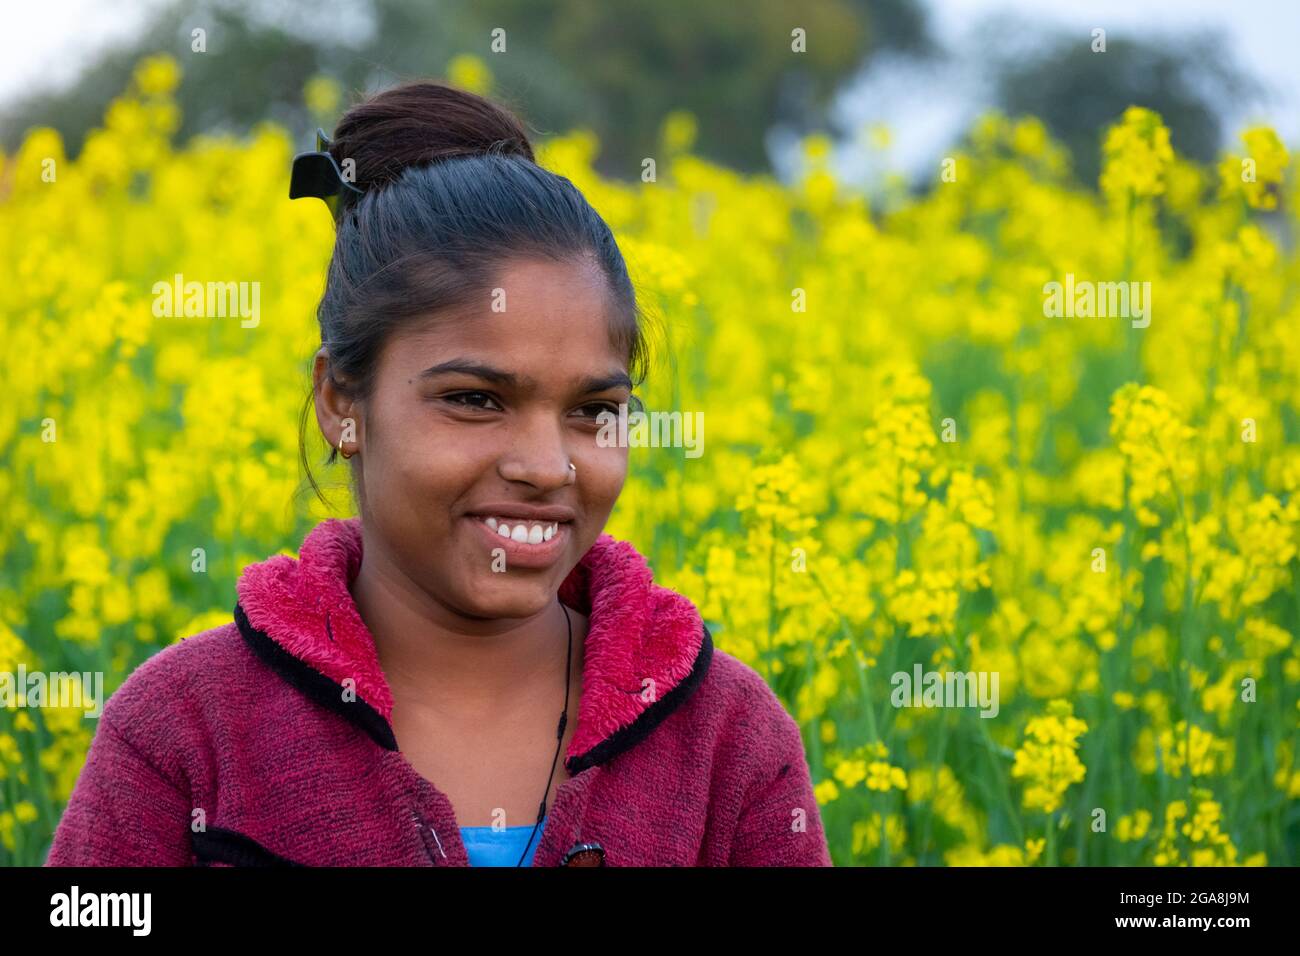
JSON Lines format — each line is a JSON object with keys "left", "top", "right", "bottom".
{"left": 516, "top": 600, "right": 573, "bottom": 866}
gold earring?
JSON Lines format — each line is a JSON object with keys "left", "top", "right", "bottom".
{"left": 338, "top": 435, "right": 355, "bottom": 460}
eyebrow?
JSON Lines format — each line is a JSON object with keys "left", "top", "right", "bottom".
{"left": 418, "top": 359, "right": 632, "bottom": 394}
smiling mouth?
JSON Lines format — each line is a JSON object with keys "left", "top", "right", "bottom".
{"left": 480, "top": 515, "right": 561, "bottom": 545}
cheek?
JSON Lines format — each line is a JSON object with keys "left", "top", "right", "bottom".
{"left": 580, "top": 448, "right": 628, "bottom": 509}
{"left": 367, "top": 398, "right": 485, "bottom": 504}
{"left": 392, "top": 443, "right": 486, "bottom": 508}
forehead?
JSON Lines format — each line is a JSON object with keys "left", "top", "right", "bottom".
{"left": 387, "top": 256, "right": 626, "bottom": 378}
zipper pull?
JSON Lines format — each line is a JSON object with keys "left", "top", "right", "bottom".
{"left": 412, "top": 811, "right": 447, "bottom": 863}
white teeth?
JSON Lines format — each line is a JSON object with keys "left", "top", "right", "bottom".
{"left": 480, "top": 517, "right": 560, "bottom": 543}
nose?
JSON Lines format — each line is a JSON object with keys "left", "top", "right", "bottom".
{"left": 497, "top": 414, "right": 573, "bottom": 489}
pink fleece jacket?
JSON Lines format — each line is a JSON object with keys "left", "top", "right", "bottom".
{"left": 45, "top": 517, "right": 832, "bottom": 867}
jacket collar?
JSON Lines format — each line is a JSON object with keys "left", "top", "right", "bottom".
{"left": 233, "top": 517, "right": 713, "bottom": 774}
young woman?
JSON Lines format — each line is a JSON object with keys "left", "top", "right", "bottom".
{"left": 45, "top": 80, "right": 831, "bottom": 867}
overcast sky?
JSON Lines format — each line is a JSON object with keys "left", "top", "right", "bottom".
{"left": 4, "top": 0, "right": 1296, "bottom": 183}
{"left": 832, "top": 0, "right": 1300, "bottom": 180}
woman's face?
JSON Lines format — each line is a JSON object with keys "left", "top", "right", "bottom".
{"left": 316, "top": 255, "right": 632, "bottom": 620}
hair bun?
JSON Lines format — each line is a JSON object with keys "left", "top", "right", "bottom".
{"left": 328, "top": 80, "right": 535, "bottom": 193}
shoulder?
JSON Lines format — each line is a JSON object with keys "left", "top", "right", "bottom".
{"left": 681, "top": 639, "right": 807, "bottom": 765}
{"left": 97, "top": 619, "right": 270, "bottom": 773}
{"left": 666, "top": 638, "right": 823, "bottom": 855}
{"left": 698, "top": 642, "right": 798, "bottom": 722}
{"left": 105, "top": 620, "right": 259, "bottom": 718}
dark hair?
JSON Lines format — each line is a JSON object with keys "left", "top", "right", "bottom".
{"left": 298, "top": 80, "right": 650, "bottom": 507}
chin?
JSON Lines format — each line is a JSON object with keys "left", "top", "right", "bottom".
{"left": 460, "top": 576, "right": 559, "bottom": 620}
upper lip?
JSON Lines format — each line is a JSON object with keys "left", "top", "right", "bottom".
{"left": 466, "top": 503, "right": 576, "bottom": 523}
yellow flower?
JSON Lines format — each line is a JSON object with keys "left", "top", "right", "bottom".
{"left": 852, "top": 812, "right": 907, "bottom": 856}
{"left": 447, "top": 53, "right": 493, "bottom": 95}
{"left": 1011, "top": 700, "right": 1088, "bottom": 813}
{"left": 1109, "top": 384, "right": 1197, "bottom": 527}
{"left": 1101, "top": 106, "right": 1174, "bottom": 199}
{"left": 1115, "top": 809, "right": 1152, "bottom": 842}
{"left": 803, "top": 133, "right": 833, "bottom": 163}
{"left": 1218, "top": 126, "right": 1289, "bottom": 209}
{"left": 132, "top": 54, "right": 180, "bottom": 97}
{"left": 832, "top": 758, "right": 868, "bottom": 788}
{"left": 814, "top": 779, "right": 840, "bottom": 804}
{"left": 661, "top": 110, "right": 698, "bottom": 153}
{"left": 1152, "top": 721, "right": 1233, "bottom": 778}
{"left": 303, "top": 75, "right": 342, "bottom": 119}
{"left": 1154, "top": 795, "right": 1245, "bottom": 865}
{"left": 866, "top": 760, "right": 908, "bottom": 791}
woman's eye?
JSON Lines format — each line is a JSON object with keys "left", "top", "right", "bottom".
{"left": 444, "top": 391, "right": 501, "bottom": 411}
{"left": 575, "top": 402, "right": 622, "bottom": 421}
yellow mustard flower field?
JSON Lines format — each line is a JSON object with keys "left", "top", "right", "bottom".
{"left": 1, "top": 54, "right": 1297, "bottom": 866}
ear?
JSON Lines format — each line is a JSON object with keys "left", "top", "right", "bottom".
{"left": 313, "top": 347, "right": 361, "bottom": 453}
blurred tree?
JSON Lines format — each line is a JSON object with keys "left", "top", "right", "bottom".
{"left": 453, "top": 0, "right": 934, "bottom": 175}
{"left": 986, "top": 27, "right": 1257, "bottom": 186}
{"left": 1, "top": 0, "right": 934, "bottom": 178}
{"left": 0, "top": 0, "right": 360, "bottom": 154}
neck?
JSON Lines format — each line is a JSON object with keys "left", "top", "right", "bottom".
{"left": 350, "top": 536, "right": 575, "bottom": 722}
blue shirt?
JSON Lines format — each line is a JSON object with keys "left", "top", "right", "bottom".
{"left": 460, "top": 817, "right": 546, "bottom": 866}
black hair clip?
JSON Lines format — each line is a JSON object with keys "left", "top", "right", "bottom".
{"left": 289, "top": 127, "right": 364, "bottom": 217}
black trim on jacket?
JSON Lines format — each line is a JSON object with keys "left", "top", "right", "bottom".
{"left": 192, "top": 826, "right": 305, "bottom": 866}
{"left": 564, "top": 623, "right": 714, "bottom": 774}
{"left": 234, "top": 603, "right": 398, "bottom": 750}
